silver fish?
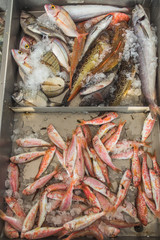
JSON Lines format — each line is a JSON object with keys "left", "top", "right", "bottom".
{"left": 82, "top": 15, "right": 113, "bottom": 58}
{"left": 63, "top": 5, "right": 129, "bottom": 22}
{"left": 132, "top": 5, "right": 159, "bottom": 116}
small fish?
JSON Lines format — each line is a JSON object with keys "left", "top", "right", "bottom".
{"left": 96, "top": 122, "right": 116, "bottom": 139}
{"left": 149, "top": 169, "right": 160, "bottom": 211}
{"left": 47, "top": 200, "right": 61, "bottom": 213}
{"left": 141, "top": 113, "right": 156, "bottom": 142}
{"left": 38, "top": 191, "right": 48, "bottom": 227}
{"left": 104, "top": 121, "right": 126, "bottom": 151}
{"left": 147, "top": 151, "right": 160, "bottom": 175}
{"left": 22, "top": 168, "right": 58, "bottom": 195}
{"left": 21, "top": 202, "right": 39, "bottom": 234}
{"left": 19, "top": 36, "right": 36, "bottom": 54}
{"left": 81, "top": 125, "right": 92, "bottom": 146}
{"left": 81, "top": 183, "right": 101, "bottom": 209}
{"left": 136, "top": 185, "right": 148, "bottom": 226}
{"left": 142, "top": 192, "right": 160, "bottom": 218}
{"left": 10, "top": 151, "right": 45, "bottom": 164}
{"left": 142, "top": 153, "right": 153, "bottom": 199}
{"left": 91, "top": 149, "right": 105, "bottom": 183}
{"left": 23, "top": 226, "right": 64, "bottom": 239}
{"left": 59, "top": 180, "right": 75, "bottom": 211}
{"left": 55, "top": 149, "right": 65, "bottom": 169}
{"left": 35, "top": 146, "right": 56, "bottom": 180}
{"left": 47, "top": 124, "right": 66, "bottom": 150}
{"left": 5, "top": 197, "right": 26, "bottom": 222}
{"left": 112, "top": 140, "right": 150, "bottom": 152}
{"left": 80, "top": 112, "right": 118, "bottom": 126}
{"left": 45, "top": 182, "right": 67, "bottom": 193}
{"left": 111, "top": 149, "right": 134, "bottom": 160}
{"left": 131, "top": 146, "right": 141, "bottom": 187}
{"left": 7, "top": 163, "right": 19, "bottom": 195}
{"left": 0, "top": 209, "right": 22, "bottom": 232}
{"left": 40, "top": 51, "right": 60, "bottom": 75}
{"left": 98, "top": 221, "right": 120, "bottom": 238}
{"left": 103, "top": 218, "right": 140, "bottom": 229}
{"left": 16, "top": 138, "right": 51, "bottom": 148}
{"left": 82, "top": 148, "right": 95, "bottom": 177}
{"left": 95, "top": 191, "right": 112, "bottom": 210}
{"left": 65, "top": 133, "right": 77, "bottom": 176}
{"left": 101, "top": 126, "right": 117, "bottom": 144}
{"left": 4, "top": 207, "right": 19, "bottom": 239}
{"left": 93, "top": 135, "right": 121, "bottom": 172}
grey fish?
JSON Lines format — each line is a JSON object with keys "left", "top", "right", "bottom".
{"left": 20, "top": 11, "right": 41, "bottom": 42}
{"left": 63, "top": 5, "right": 129, "bottom": 22}
{"left": 132, "top": 4, "right": 159, "bottom": 116}
{"left": 82, "top": 15, "right": 113, "bottom": 58}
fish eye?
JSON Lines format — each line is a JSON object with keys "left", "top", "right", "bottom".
{"left": 25, "top": 44, "right": 29, "bottom": 49}
{"left": 51, "top": 5, "right": 55, "bottom": 9}
{"left": 18, "top": 50, "right": 22, "bottom": 54}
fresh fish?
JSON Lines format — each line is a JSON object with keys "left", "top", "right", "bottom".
{"left": 20, "top": 11, "right": 41, "bottom": 41}
{"left": 103, "top": 218, "right": 140, "bottom": 229}
{"left": 104, "top": 121, "right": 126, "bottom": 151}
{"left": 81, "top": 125, "right": 92, "bottom": 147}
{"left": 101, "top": 126, "right": 117, "bottom": 144}
{"left": 45, "top": 182, "right": 67, "bottom": 193}
{"left": 40, "top": 51, "right": 60, "bottom": 75}
{"left": 112, "top": 149, "right": 134, "bottom": 160}
{"left": 35, "top": 146, "right": 56, "bottom": 180}
{"left": 65, "top": 133, "right": 77, "bottom": 176}
{"left": 95, "top": 191, "right": 112, "bottom": 210}
{"left": 141, "top": 113, "right": 156, "bottom": 141}
{"left": 22, "top": 168, "right": 58, "bottom": 195}
{"left": 55, "top": 149, "right": 65, "bottom": 169}
{"left": 10, "top": 151, "right": 45, "bottom": 164}
{"left": 93, "top": 135, "right": 121, "bottom": 172}
{"left": 23, "top": 226, "right": 64, "bottom": 239}
{"left": 4, "top": 207, "right": 19, "bottom": 239}
{"left": 132, "top": 4, "right": 160, "bottom": 116}
{"left": 142, "top": 192, "right": 160, "bottom": 218}
{"left": 82, "top": 148, "right": 95, "bottom": 177}
{"left": 80, "top": 112, "right": 118, "bottom": 126}
{"left": 47, "top": 124, "right": 66, "bottom": 150}
{"left": 147, "top": 151, "right": 160, "bottom": 175}
{"left": 136, "top": 185, "right": 148, "bottom": 226}
{"left": 82, "top": 15, "right": 113, "bottom": 58}
{"left": 59, "top": 180, "right": 75, "bottom": 211}
{"left": 131, "top": 146, "right": 141, "bottom": 187}
{"left": 38, "top": 191, "right": 48, "bottom": 227}
{"left": 7, "top": 163, "right": 19, "bottom": 195}
{"left": 16, "top": 138, "right": 51, "bottom": 148}
{"left": 112, "top": 140, "right": 150, "bottom": 152}
{"left": 149, "top": 169, "right": 160, "bottom": 211}
{"left": 91, "top": 149, "right": 105, "bottom": 183}
{"left": 98, "top": 221, "right": 120, "bottom": 237}
{"left": 96, "top": 122, "right": 116, "bottom": 139}
{"left": 19, "top": 36, "right": 36, "bottom": 54}
{"left": 47, "top": 190, "right": 85, "bottom": 203}
{"left": 5, "top": 197, "right": 26, "bottom": 222}
{"left": 21, "top": 202, "right": 39, "bottom": 234}
{"left": 62, "top": 5, "right": 129, "bottom": 22}
{"left": 44, "top": 5, "right": 87, "bottom": 40}
{"left": 81, "top": 183, "right": 101, "bottom": 209}
{"left": 47, "top": 200, "right": 61, "bottom": 213}
{"left": 50, "top": 38, "right": 70, "bottom": 72}
{"left": 0, "top": 209, "right": 22, "bottom": 232}
{"left": 142, "top": 153, "right": 152, "bottom": 199}
{"left": 41, "top": 76, "right": 65, "bottom": 98}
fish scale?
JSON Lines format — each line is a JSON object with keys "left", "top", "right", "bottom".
{"left": 41, "top": 51, "right": 60, "bottom": 74}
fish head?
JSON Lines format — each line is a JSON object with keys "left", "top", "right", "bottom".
{"left": 110, "top": 12, "right": 130, "bottom": 25}
{"left": 44, "top": 4, "right": 61, "bottom": 19}
{"left": 19, "top": 37, "right": 32, "bottom": 54}
{"left": 11, "top": 49, "right": 28, "bottom": 66}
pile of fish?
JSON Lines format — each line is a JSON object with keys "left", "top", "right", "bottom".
{"left": 11, "top": 4, "right": 159, "bottom": 112}
{"left": 0, "top": 16, "right": 5, "bottom": 64}
{"left": 1, "top": 111, "right": 160, "bottom": 239}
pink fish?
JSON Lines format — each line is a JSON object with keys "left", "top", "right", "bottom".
{"left": 7, "top": 163, "right": 19, "bottom": 195}
{"left": 47, "top": 190, "right": 85, "bottom": 203}
{"left": 82, "top": 148, "right": 95, "bottom": 177}
{"left": 91, "top": 149, "right": 105, "bottom": 183}
{"left": 24, "top": 226, "right": 64, "bottom": 239}
{"left": 101, "top": 126, "right": 117, "bottom": 144}
{"left": 65, "top": 133, "right": 77, "bottom": 176}
{"left": 56, "top": 149, "right": 65, "bottom": 169}
{"left": 95, "top": 191, "right": 112, "bottom": 210}
{"left": 142, "top": 152, "right": 153, "bottom": 199}
{"left": 111, "top": 149, "right": 134, "bottom": 160}
{"left": 45, "top": 182, "right": 67, "bottom": 193}
{"left": 35, "top": 146, "right": 56, "bottom": 180}
{"left": 10, "top": 151, "right": 45, "bottom": 164}
{"left": 136, "top": 185, "right": 148, "bottom": 226}
{"left": 80, "top": 112, "right": 118, "bottom": 125}
{"left": 4, "top": 207, "right": 19, "bottom": 239}
{"left": 0, "top": 209, "right": 22, "bottom": 231}
{"left": 96, "top": 122, "right": 116, "bottom": 139}
{"left": 16, "top": 138, "right": 51, "bottom": 148}
{"left": 98, "top": 221, "right": 120, "bottom": 237}
{"left": 46, "top": 200, "right": 61, "bottom": 213}
{"left": 81, "top": 183, "right": 101, "bottom": 209}
{"left": 38, "top": 191, "right": 48, "bottom": 227}
{"left": 141, "top": 112, "right": 155, "bottom": 142}
{"left": 150, "top": 169, "right": 160, "bottom": 211}
{"left": 131, "top": 146, "right": 141, "bottom": 187}
{"left": 142, "top": 192, "right": 160, "bottom": 218}
{"left": 82, "top": 125, "right": 92, "bottom": 147}
{"left": 47, "top": 124, "right": 66, "bottom": 150}
{"left": 148, "top": 151, "right": 160, "bottom": 175}
{"left": 103, "top": 218, "right": 140, "bottom": 229}
{"left": 93, "top": 135, "right": 121, "bottom": 172}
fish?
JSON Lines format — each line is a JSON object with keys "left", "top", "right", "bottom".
{"left": 101, "top": 126, "right": 117, "bottom": 144}
{"left": 82, "top": 148, "right": 95, "bottom": 177}
{"left": 131, "top": 146, "right": 141, "bottom": 187}
{"left": 16, "top": 138, "right": 51, "bottom": 148}
{"left": 47, "top": 190, "right": 85, "bottom": 203}
{"left": 147, "top": 151, "right": 160, "bottom": 175}
{"left": 45, "top": 182, "right": 67, "bottom": 193}
{"left": 112, "top": 140, "right": 149, "bottom": 151}
{"left": 103, "top": 218, "right": 140, "bottom": 229}
{"left": 93, "top": 135, "right": 121, "bottom": 172}
{"left": 142, "top": 192, "right": 160, "bottom": 218}
{"left": 19, "top": 36, "right": 36, "bottom": 54}
{"left": 7, "top": 163, "right": 19, "bottom": 195}
{"left": 50, "top": 38, "right": 70, "bottom": 72}
{"left": 98, "top": 221, "right": 120, "bottom": 237}
{"left": 62, "top": 5, "right": 129, "bottom": 22}
{"left": 20, "top": 11, "right": 41, "bottom": 41}
{"left": 22, "top": 168, "right": 58, "bottom": 195}
{"left": 10, "top": 151, "right": 45, "bottom": 164}
{"left": 142, "top": 152, "right": 153, "bottom": 199}
{"left": 23, "top": 226, "right": 64, "bottom": 239}
{"left": 55, "top": 149, "right": 65, "bottom": 169}
{"left": 81, "top": 125, "right": 92, "bottom": 147}
{"left": 96, "top": 122, "right": 116, "bottom": 139}
{"left": 40, "top": 51, "right": 60, "bottom": 75}
{"left": 132, "top": 4, "right": 160, "bottom": 116}
{"left": 47, "top": 124, "right": 66, "bottom": 150}
{"left": 136, "top": 185, "right": 148, "bottom": 226}
{"left": 59, "top": 180, "right": 75, "bottom": 211}
{"left": 4, "top": 207, "right": 19, "bottom": 239}
{"left": 81, "top": 183, "right": 101, "bottom": 209}
{"left": 35, "top": 146, "right": 56, "bottom": 180}
{"left": 38, "top": 191, "right": 48, "bottom": 227}
{"left": 80, "top": 112, "right": 118, "bottom": 126}
{"left": 141, "top": 112, "right": 156, "bottom": 142}
{"left": 104, "top": 121, "right": 126, "bottom": 151}
{"left": 47, "top": 200, "right": 61, "bottom": 213}
{"left": 0, "top": 16, "right": 5, "bottom": 35}
{"left": 0, "top": 209, "right": 23, "bottom": 232}
{"left": 149, "top": 169, "right": 160, "bottom": 211}
{"left": 82, "top": 15, "right": 113, "bottom": 58}
{"left": 90, "top": 149, "right": 105, "bottom": 183}
{"left": 65, "top": 133, "right": 77, "bottom": 176}
{"left": 5, "top": 197, "right": 26, "bottom": 222}
{"left": 21, "top": 202, "right": 39, "bottom": 234}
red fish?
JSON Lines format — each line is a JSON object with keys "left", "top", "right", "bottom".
{"left": 141, "top": 112, "right": 155, "bottom": 142}
{"left": 38, "top": 191, "right": 48, "bottom": 227}
{"left": 7, "top": 163, "right": 19, "bottom": 195}
{"left": 82, "top": 125, "right": 92, "bottom": 147}
{"left": 96, "top": 122, "right": 116, "bottom": 139}
{"left": 131, "top": 146, "right": 141, "bottom": 187}
{"left": 47, "top": 124, "right": 66, "bottom": 150}
{"left": 45, "top": 182, "right": 67, "bottom": 193}
{"left": 148, "top": 151, "right": 160, "bottom": 175}
{"left": 142, "top": 152, "right": 153, "bottom": 199}
{"left": 149, "top": 169, "right": 160, "bottom": 211}
{"left": 101, "top": 126, "right": 117, "bottom": 144}
{"left": 0, "top": 209, "right": 23, "bottom": 231}
{"left": 16, "top": 138, "right": 51, "bottom": 147}
{"left": 5, "top": 197, "right": 26, "bottom": 222}
{"left": 81, "top": 183, "right": 101, "bottom": 209}
{"left": 142, "top": 192, "right": 160, "bottom": 218}
{"left": 82, "top": 148, "right": 95, "bottom": 177}
{"left": 4, "top": 207, "right": 19, "bottom": 239}
{"left": 136, "top": 185, "right": 148, "bottom": 226}
{"left": 65, "top": 133, "right": 77, "bottom": 176}
{"left": 80, "top": 112, "right": 118, "bottom": 125}
{"left": 10, "top": 151, "right": 45, "bottom": 164}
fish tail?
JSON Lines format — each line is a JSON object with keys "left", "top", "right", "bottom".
{"left": 67, "top": 86, "right": 81, "bottom": 102}
{"left": 0, "top": 209, "right": 6, "bottom": 220}
{"left": 149, "top": 103, "right": 160, "bottom": 118}
{"left": 115, "top": 168, "right": 122, "bottom": 173}
{"left": 142, "top": 141, "right": 151, "bottom": 147}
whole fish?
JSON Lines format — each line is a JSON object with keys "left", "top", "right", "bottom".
{"left": 141, "top": 112, "right": 155, "bottom": 142}
{"left": 132, "top": 5, "right": 160, "bottom": 116}
{"left": 91, "top": 149, "right": 105, "bottom": 183}
{"left": 47, "top": 190, "right": 85, "bottom": 203}
{"left": 136, "top": 185, "right": 148, "bottom": 226}
{"left": 16, "top": 138, "right": 51, "bottom": 148}
{"left": 4, "top": 207, "right": 19, "bottom": 239}
{"left": 82, "top": 125, "right": 92, "bottom": 147}
{"left": 62, "top": 5, "right": 129, "bottom": 22}
{"left": 0, "top": 209, "right": 22, "bottom": 232}
{"left": 55, "top": 149, "right": 66, "bottom": 169}
{"left": 142, "top": 192, "right": 160, "bottom": 218}
{"left": 5, "top": 197, "right": 26, "bottom": 222}
{"left": 47, "top": 124, "right": 66, "bottom": 150}
{"left": 96, "top": 122, "right": 116, "bottom": 139}
{"left": 81, "top": 184, "right": 101, "bottom": 209}
{"left": 20, "top": 11, "right": 41, "bottom": 41}
{"left": 101, "top": 126, "right": 117, "bottom": 144}
{"left": 147, "top": 151, "right": 160, "bottom": 175}
{"left": 80, "top": 112, "right": 118, "bottom": 126}
{"left": 10, "top": 151, "right": 45, "bottom": 164}
{"left": 82, "top": 15, "right": 113, "bottom": 58}
{"left": 24, "top": 226, "right": 64, "bottom": 239}
{"left": 19, "top": 36, "right": 36, "bottom": 54}
{"left": 93, "top": 135, "right": 121, "bottom": 172}
{"left": 131, "top": 146, "right": 141, "bottom": 187}
{"left": 38, "top": 191, "right": 48, "bottom": 227}
{"left": 65, "top": 133, "right": 77, "bottom": 176}
{"left": 7, "top": 163, "right": 19, "bottom": 195}
{"left": 149, "top": 169, "right": 160, "bottom": 211}
{"left": 103, "top": 218, "right": 140, "bottom": 229}
{"left": 142, "top": 153, "right": 152, "bottom": 199}
{"left": 98, "top": 221, "right": 120, "bottom": 237}
{"left": 35, "top": 146, "right": 56, "bottom": 180}
{"left": 112, "top": 140, "right": 149, "bottom": 152}
{"left": 21, "top": 202, "right": 39, "bottom": 234}
{"left": 59, "top": 180, "right": 75, "bottom": 211}
{"left": 82, "top": 148, "right": 95, "bottom": 177}
{"left": 45, "top": 182, "right": 67, "bottom": 193}
{"left": 22, "top": 168, "right": 58, "bottom": 195}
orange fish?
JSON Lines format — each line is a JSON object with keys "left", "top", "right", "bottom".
{"left": 136, "top": 185, "right": 148, "bottom": 226}
{"left": 142, "top": 152, "right": 153, "bottom": 199}
{"left": 141, "top": 112, "right": 155, "bottom": 142}
{"left": 148, "top": 151, "right": 160, "bottom": 176}
{"left": 4, "top": 207, "right": 19, "bottom": 239}
{"left": 131, "top": 146, "right": 141, "bottom": 187}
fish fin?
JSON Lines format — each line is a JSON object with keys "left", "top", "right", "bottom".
{"left": 149, "top": 104, "right": 160, "bottom": 118}
{"left": 0, "top": 209, "right": 6, "bottom": 220}
{"left": 77, "top": 32, "right": 88, "bottom": 43}
{"left": 142, "top": 141, "right": 151, "bottom": 148}
{"left": 68, "top": 86, "right": 81, "bottom": 102}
